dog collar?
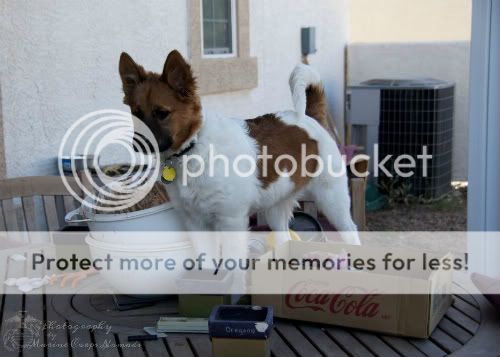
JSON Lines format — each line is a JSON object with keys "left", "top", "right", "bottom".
{"left": 173, "top": 140, "right": 196, "bottom": 157}
{"left": 161, "top": 141, "right": 196, "bottom": 184}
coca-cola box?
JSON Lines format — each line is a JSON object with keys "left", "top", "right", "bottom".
{"left": 252, "top": 240, "right": 453, "bottom": 338}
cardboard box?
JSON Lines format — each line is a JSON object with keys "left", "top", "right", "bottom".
{"left": 179, "top": 295, "right": 233, "bottom": 317}
{"left": 252, "top": 241, "right": 452, "bottom": 338}
{"left": 177, "top": 270, "right": 241, "bottom": 317}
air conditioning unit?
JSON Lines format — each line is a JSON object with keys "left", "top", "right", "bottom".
{"left": 347, "top": 79, "right": 455, "bottom": 198}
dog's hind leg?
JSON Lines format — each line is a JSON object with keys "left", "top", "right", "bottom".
{"left": 264, "top": 198, "right": 298, "bottom": 246}
{"left": 308, "top": 177, "right": 361, "bottom": 245}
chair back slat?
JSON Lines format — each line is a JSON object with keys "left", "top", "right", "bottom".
{"left": 2, "top": 198, "right": 17, "bottom": 230}
{"left": 22, "top": 196, "right": 47, "bottom": 231}
{"left": 36, "top": 196, "right": 50, "bottom": 231}
{"left": 0, "top": 201, "right": 6, "bottom": 231}
{"left": 63, "top": 195, "right": 79, "bottom": 214}
{"left": 0, "top": 176, "right": 83, "bottom": 232}
{"left": 3, "top": 198, "right": 24, "bottom": 231}
{"left": 0, "top": 176, "right": 80, "bottom": 200}
{"left": 54, "top": 195, "right": 67, "bottom": 229}
{"left": 43, "top": 196, "right": 62, "bottom": 231}
{"left": 4, "top": 197, "right": 29, "bottom": 231}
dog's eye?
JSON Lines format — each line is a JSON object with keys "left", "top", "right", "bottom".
{"left": 155, "top": 109, "right": 171, "bottom": 121}
{"left": 132, "top": 109, "right": 143, "bottom": 119}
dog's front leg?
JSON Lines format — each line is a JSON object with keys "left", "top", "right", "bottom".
{"left": 182, "top": 211, "right": 210, "bottom": 231}
{"left": 182, "top": 213, "right": 220, "bottom": 261}
{"left": 215, "top": 215, "right": 249, "bottom": 294}
{"left": 213, "top": 215, "right": 248, "bottom": 231}
{"left": 215, "top": 216, "right": 249, "bottom": 266}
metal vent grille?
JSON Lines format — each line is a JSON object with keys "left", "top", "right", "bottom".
{"left": 378, "top": 85, "right": 454, "bottom": 197}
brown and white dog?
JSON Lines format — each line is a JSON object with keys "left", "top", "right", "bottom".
{"left": 119, "top": 50, "right": 359, "bottom": 256}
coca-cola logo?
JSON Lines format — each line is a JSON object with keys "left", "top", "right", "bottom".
{"left": 285, "top": 281, "right": 381, "bottom": 318}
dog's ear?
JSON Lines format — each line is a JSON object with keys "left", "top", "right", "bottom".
{"left": 119, "top": 52, "right": 145, "bottom": 100}
{"left": 161, "top": 50, "right": 196, "bottom": 97}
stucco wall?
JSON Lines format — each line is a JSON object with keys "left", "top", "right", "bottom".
{"left": 351, "top": 0, "right": 471, "bottom": 43}
{"left": 347, "top": 42, "right": 470, "bottom": 180}
{"left": 0, "top": 0, "right": 349, "bottom": 178}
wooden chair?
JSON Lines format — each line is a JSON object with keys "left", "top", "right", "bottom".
{"left": 0, "top": 176, "right": 81, "bottom": 231}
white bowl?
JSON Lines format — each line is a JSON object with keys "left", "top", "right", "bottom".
{"left": 86, "top": 235, "right": 194, "bottom": 294}
{"left": 66, "top": 199, "right": 187, "bottom": 244}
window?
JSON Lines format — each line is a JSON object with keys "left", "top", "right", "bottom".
{"left": 201, "top": 0, "right": 236, "bottom": 56}
{"left": 190, "top": 0, "right": 257, "bottom": 94}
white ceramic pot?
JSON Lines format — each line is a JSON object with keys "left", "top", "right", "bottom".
{"left": 85, "top": 235, "right": 194, "bottom": 294}
{"left": 65, "top": 199, "right": 187, "bottom": 245}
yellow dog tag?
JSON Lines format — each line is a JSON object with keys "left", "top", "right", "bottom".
{"left": 161, "top": 165, "right": 176, "bottom": 184}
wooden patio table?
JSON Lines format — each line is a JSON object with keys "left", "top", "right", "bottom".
{"left": 1, "top": 176, "right": 499, "bottom": 356}
{"left": 0, "top": 269, "right": 498, "bottom": 357}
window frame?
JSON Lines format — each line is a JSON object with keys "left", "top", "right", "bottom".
{"left": 200, "top": 0, "right": 238, "bottom": 59}
{"left": 189, "top": 0, "right": 258, "bottom": 94}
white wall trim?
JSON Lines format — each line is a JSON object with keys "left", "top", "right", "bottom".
{"left": 467, "top": 0, "right": 500, "bottom": 231}
{"left": 467, "top": 0, "right": 500, "bottom": 276}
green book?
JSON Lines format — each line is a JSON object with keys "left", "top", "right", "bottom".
{"left": 156, "top": 317, "right": 208, "bottom": 333}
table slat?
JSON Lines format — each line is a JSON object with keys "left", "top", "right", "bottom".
{"left": 453, "top": 297, "right": 481, "bottom": 322}
{"left": 445, "top": 306, "right": 480, "bottom": 334}
{"left": 298, "top": 325, "right": 349, "bottom": 357}
{"left": 325, "top": 327, "right": 375, "bottom": 357}
{"left": 187, "top": 334, "right": 213, "bottom": 357}
{"left": 23, "top": 249, "right": 45, "bottom": 357}
{"left": 453, "top": 293, "right": 479, "bottom": 308}
{"left": 275, "top": 322, "right": 322, "bottom": 357}
{"left": 353, "top": 331, "right": 400, "bottom": 357}
{"left": 430, "top": 328, "right": 463, "bottom": 354}
{"left": 438, "top": 317, "right": 473, "bottom": 344}
{"left": 94, "top": 330, "right": 120, "bottom": 357}
{"left": 409, "top": 338, "right": 447, "bottom": 357}
{"left": 0, "top": 256, "right": 25, "bottom": 357}
{"left": 166, "top": 336, "right": 195, "bottom": 357}
{"left": 143, "top": 337, "right": 171, "bottom": 357}
{"left": 69, "top": 327, "right": 95, "bottom": 357}
{"left": 117, "top": 333, "right": 145, "bottom": 357}
{"left": 381, "top": 336, "right": 426, "bottom": 357}
{"left": 46, "top": 295, "right": 70, "bottom": 357}
{"left": 270, "top": 330, "right": 297, "bottom": 357}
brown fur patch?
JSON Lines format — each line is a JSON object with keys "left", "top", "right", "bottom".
{"left": 119, "top": 51, "right": 202, "bottom": 152}
{"left": 128, "top": 79, "right": 202, "bottom": 151}
{"left": 305, "top": 84, "right": 329, "bottom": 129}
{"left": 246, "top": 114, "right": 319, "bottom": 190}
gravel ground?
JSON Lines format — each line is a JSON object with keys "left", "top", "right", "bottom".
{"left": 365, "top": 184, "right": 467, "bottom": 231}
{"left": 362, "top": 186, "right": 467, "bottom": 253}
{"left": 366, "top": 204, "right": 467, "bottom": 231}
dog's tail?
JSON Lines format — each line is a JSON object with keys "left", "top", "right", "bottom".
{"left": 289, "top": 64, "right": 329, "bottom": 128}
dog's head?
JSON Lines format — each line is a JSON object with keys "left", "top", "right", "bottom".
{"left": 119, "top": 50, "right": 202, "bottom": 154}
